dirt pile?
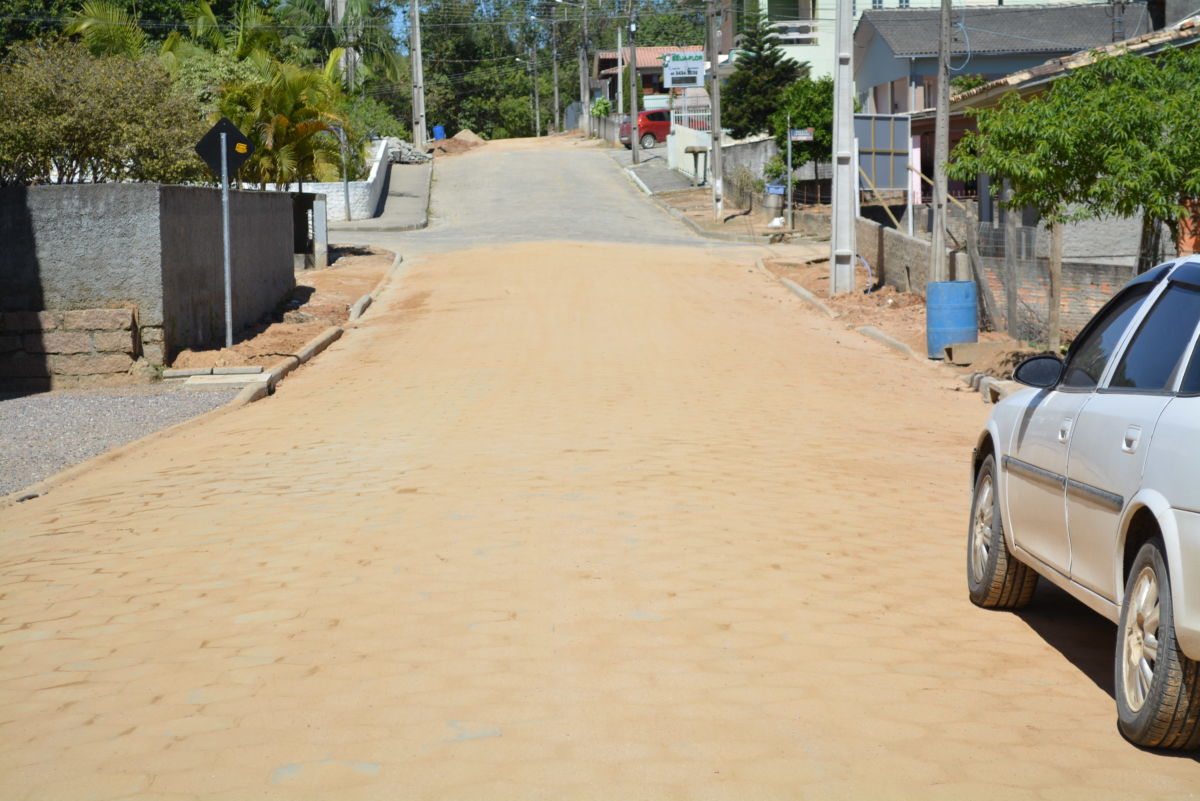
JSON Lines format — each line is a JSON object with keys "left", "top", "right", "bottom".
{"left": 453, "top": 129, "right": 485, "bottom": 144}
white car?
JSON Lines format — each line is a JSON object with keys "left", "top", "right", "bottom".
{"left": 970, "top": 259, "right": 1200, "bottom": 749}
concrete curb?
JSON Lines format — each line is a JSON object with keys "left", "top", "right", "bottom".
{"left": 856, "top": 326, "right": 919, "bottom": 359}
{"left": 348, "top": 294, "right": 373, "bottom": 320}
{"left": 624, "top": 166, "right": 654, "bottom": 196}
{"left": 295, "top": 326, "right": 343, "bottom": 363}
{"left": 651, "top": 197, "right": 774, "bottom": 243}
{"left": 779, "top": 278, "right": 837, "bottom": 319}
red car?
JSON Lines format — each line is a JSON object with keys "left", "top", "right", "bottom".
{"left": 619, "top": 110, "right": 671, "bottom": 149}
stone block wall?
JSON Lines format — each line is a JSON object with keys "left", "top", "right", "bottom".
{"left": 0, "top": 309, "right": 141, "bottom": 380}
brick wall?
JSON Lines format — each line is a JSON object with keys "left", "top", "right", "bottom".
{"left": 979, "top": 259, "right": 1130, "bottom": 334}
{"left": 0, "top": 309, "right": 142, "bottom": 381}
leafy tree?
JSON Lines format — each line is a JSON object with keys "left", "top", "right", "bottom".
{"left": 722, "top": 4, "right": 806, "bottom": 139}
{"left": 769, "top": 74, "right": 832, "bottom": 166}
{"left": 950, "top": 73, "right": 989, "bottom": 95}
{"left": 950, "top": 48, "right": 1200, "bottom": 267}
{"left": 637, "top": 9, "right": 704, "bottom": 47}
{"left": 0, "top": 39, "right": 206, "bottom": 184}
{"left": 339, "top": 95, "right": 409, "bottom": 140}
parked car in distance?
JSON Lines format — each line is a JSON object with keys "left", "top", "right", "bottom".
{"left": 969, "top": 259, "right": 1200, "bottom": 749}
{"left": 620, "top": 110, "right": 670, "bottom": 149}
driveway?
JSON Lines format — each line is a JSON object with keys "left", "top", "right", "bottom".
{"left": 2, "top": 136, "right": 1197, "bottom": 800}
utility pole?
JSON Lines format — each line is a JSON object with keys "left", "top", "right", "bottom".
{"left": 552, "top": 19, "right": 560, "bottom": 133}
{"left": 533, "top": 47, "right": 542, "bottom": 137}
{"left": 616, "top": 28, "right": 624, "bottom": 125}
{"left": 582, "top": 0, "right": 589, "bottom": 133}
{"left": 830, "top": 0, "right": 855, "bottom": 293}
{"left": 707, "top": 0, "right": 724, "bottom": 217}
{"left": 628, "top": 4, "right": 640, "bottom": 164}
{"left": 930, "top": 0, "right": 952, "bottom": 284}
{"left": 409, "top": 0, "right": 426, "bottom": 147}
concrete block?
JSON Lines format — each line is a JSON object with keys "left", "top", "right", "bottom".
{"left": 212, "top": 366, "right": 263, "bottom": 375}
{"left": 182, "top": 373, "right": 270, "bottom": 390}
{"left": 47, "top": 353, "right": 132, "bottom": 376}
{"left": 943, "top": 341, "right": 1019, "bottom": 367}
{"left": 141, "top": 343, "right": 164, "bottom": 365}
{"left": 91, "top": 330, "right": 136, "bottom": 353}
{"left": 0, "top": 335, "right": 21, "bottom": 352}
{"left": 163, "top": 367, "right": 212, "bottom": 378}
{"left": 3, "top": 311, "right": 60, "bottom": 332}
{"left": 24, "top": 332, "right": 91, "bottom": 354}
{"left": 348, "top": 294, "right": 373, "bottom": 320}
{"left": 140, "top": 325, "right": 164, "bottom": 344}
{"left": 61, "top": 308, "right": 134, "bottom": 331}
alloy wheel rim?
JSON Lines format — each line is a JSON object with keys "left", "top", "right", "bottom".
{"left": 1122, "top": 566, "right": 1162, "bottom": 713}
{"left": 970, "top": 474, "right": 994, "bottom": 582}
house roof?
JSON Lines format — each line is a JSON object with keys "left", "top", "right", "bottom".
{"left": 857, "top": 3, "right": 1153, "bottom": 58}
{"left": 947, "top": 16, "right": 1200, "bottom": 108}
{"left": 596, "top": 45, "right": 704, "bottom": 73}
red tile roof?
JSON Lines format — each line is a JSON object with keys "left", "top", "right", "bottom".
{"left": 596, "top": 45, "right": 704, "bottom": 72}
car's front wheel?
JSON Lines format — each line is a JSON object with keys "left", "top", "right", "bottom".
{"left": 967, "top": 453, "right": 1038, "bottom": 608}
{"left": 1115, "top": 537, "right": 1200, "bottom": 749}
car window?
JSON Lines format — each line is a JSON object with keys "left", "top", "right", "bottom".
{"left": 1109, "top": 284, "right": 1200, "bottom": 391}
{"left": 1061, "top": 284, "right": 1152, "bottom": 389}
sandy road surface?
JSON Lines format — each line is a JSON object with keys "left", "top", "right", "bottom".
{"left": 3, "top": 139, "right": 1200, "bottom": 800}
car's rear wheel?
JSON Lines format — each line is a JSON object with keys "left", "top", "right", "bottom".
{"left": 1115, "top": 538, "right": 1200, "bottom": 749}
{"left": 640, "top": 133, "right": 656, "bottom": 149}
{"left": 967, "top": 454, "right": 1038, "bottom": 608}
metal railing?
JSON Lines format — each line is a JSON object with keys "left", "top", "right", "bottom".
{"left": 671, "top": 107, "right": 712, "bottom": 133}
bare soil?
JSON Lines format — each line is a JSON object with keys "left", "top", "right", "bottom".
{"left": 170, "top": 247, "right": 393, "bottom": 370}
{"left": 659, "top": 187, "right": 800, "bottom": 240}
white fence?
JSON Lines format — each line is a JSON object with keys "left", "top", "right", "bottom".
{"left": 671, "top": 107, "right": 712, "bottom": 133}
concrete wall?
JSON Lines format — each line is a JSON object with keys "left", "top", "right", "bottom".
{"left": 265, "top": 139, "right": 391, "bottom": 221}
{"left": 0, "top": 184, "right": 165, "bottom": 321}
{"left": 0, "top": 182, "right": 296, "bottom": 374}
{"left": 0, "top": 308, "right": 138, "bottom": 382}
{"left": 159, "top": 186, "right": 294, "bottom": 358}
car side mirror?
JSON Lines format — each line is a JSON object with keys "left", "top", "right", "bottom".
{"left": 1012, "top": 354, "right": 1064, "bottom": 388}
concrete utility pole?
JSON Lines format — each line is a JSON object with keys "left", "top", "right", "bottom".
{"left": 930, "top": 0, "right": 952, "bottom": 283}
{"left": 628, "top": 6, "right": 640, "bottom": 165}
{"left": 830, "top": 0, "right": 855, "bottom": 293}
{"left": 409, "top": 0, "right": 426, "bottom": 147}
{"left": 556, "top": 0, "right": 589, "bottom": 132}
{"left": 533, "top": 46, "right": 542, "bottom": 137}
{"left": 552, "top": 16, "right": 560, "bottom": 133}
{"left": 616, "top": 28, "right": 624, "bottom": 125}
{"left": 707, "top": 0, "right": 724, "bottom": 217}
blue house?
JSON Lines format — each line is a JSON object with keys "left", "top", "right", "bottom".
{"left": 853, "top": 3, "right": 1153, "bottom": 114}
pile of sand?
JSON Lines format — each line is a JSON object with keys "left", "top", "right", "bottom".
{"left": 454, "top": 129, "right": 485, "bottom": 144}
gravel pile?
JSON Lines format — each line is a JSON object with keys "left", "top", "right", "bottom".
{"left": 390, "top": 139, "right": 431, "bottom": 164}
{"left": 0, "top": 387, "right": 238, "bottom": 498}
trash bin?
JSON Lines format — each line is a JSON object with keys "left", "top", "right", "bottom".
{"left": 926, "top": 280, "right": 978, "bottom": 359}
{"left": 433, "top": 124, "right": 446, "bottom": 140}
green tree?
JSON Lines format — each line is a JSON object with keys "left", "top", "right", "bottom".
{"left": 949, "top": 48, "right": 1200, "bottom": 268}
{"left": 769, "top": 74, "right": 832, "bottom": 166}
{"left": 637, "top": 9, "right": 704, "bottom": 47}
{"left": 722, "top": 4, "right": 806, "bottom": 139}
{"left": 0, "top": 39, "right": 206, "bottom": 184}
{"left": 618, "top": 62, "right": 644, "bottom": 115}
{"left": 218, "top": 53, "right": 346, "bottom": 187}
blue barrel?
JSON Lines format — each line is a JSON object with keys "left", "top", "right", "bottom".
{"left": 926, "top": 280, "right": 978, "bottom": 359}
{"left": 433, "top": 124, "right": 446, "bottom": 140}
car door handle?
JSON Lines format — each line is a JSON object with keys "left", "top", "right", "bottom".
{"left": 1123, "top": 425, "right": 1142, "bottom": 454}
{"left": 1058, "top": 418, "right": 1073, "bottom": 443}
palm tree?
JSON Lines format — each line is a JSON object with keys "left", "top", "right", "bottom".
{"left": 220, "top": 52, "right": 347, "bottom": 188}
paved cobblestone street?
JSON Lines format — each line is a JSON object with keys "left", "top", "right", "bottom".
{"left": 3, "top": 138, "right": 1199, "bottom": 800}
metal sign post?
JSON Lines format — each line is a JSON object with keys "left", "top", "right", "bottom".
{"left": 195, "top": 118, "right": 254, "bottom": 351}
{"left": 788, "top": 126, "right": 814, "bottom": 228}
{"left": 220, "top": 132, "right": 232, "bottom": 348}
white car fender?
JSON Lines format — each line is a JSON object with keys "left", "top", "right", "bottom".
{"left": 1115, "top": 488, "right": 1200, "bottom": 658}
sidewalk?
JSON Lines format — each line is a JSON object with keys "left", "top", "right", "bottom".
{"left": 328, "top": 162, "right": 432, "bottom": 232}
{"left": 604, "top": 148, "right": 697, "bottom": 194}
